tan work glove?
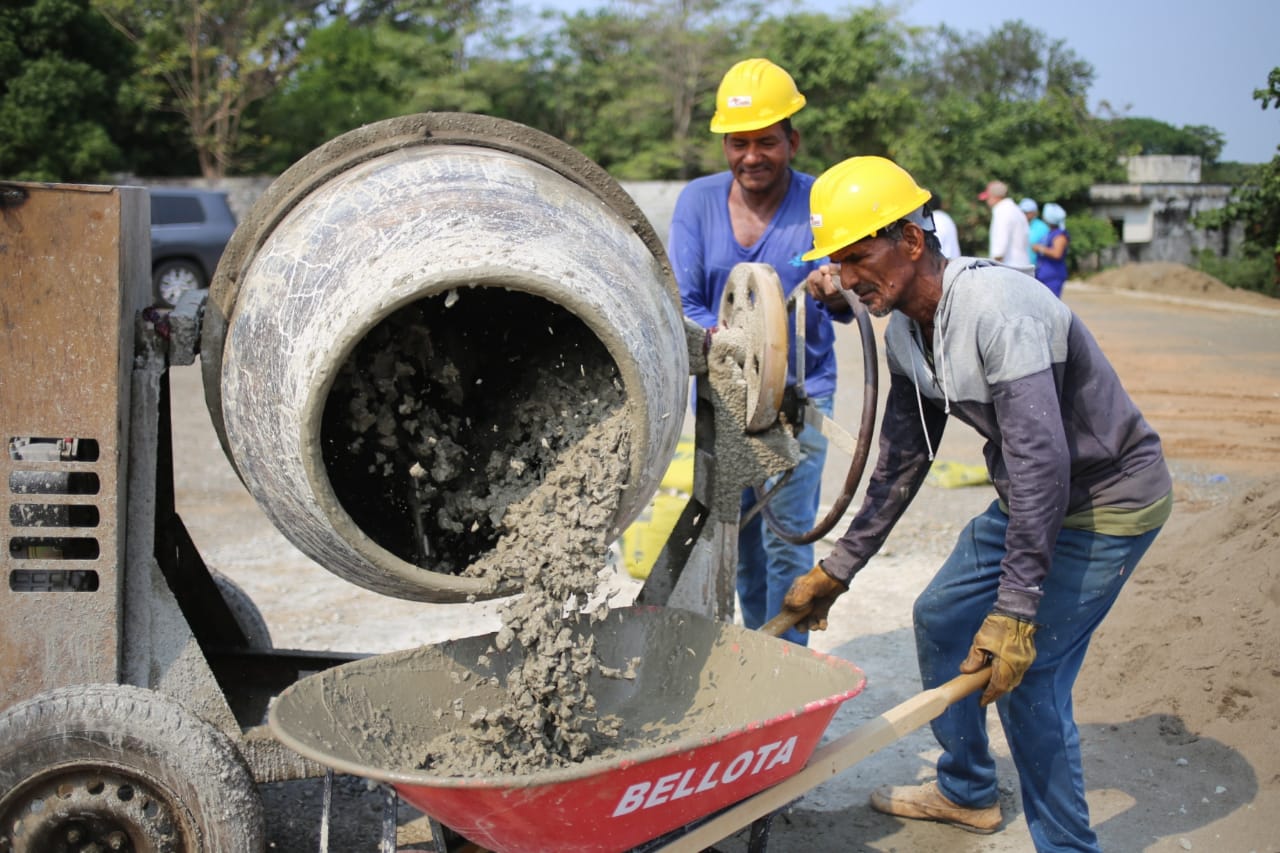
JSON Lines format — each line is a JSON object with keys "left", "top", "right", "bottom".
{"left": 960, "top": 612, "right": 1038, "bottom": 707}
{"left": 782, "top": 564, "right": 848, "bottom": 633}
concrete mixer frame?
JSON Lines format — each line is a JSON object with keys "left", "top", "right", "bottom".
{"left": 0, "top": 178, "right": 757, "bottom": 845}
{"left": 0, "top": 180, "right": 759, "bottom": 847}
{"left": 0, "top": 182, "right": 370, "bottom": 850}
{"left": 0, "top": 152, "right": 871, "bottom": 848}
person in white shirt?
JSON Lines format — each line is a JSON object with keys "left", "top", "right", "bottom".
{"left": 979, "top": 180, "right": 1030, "bottom": 272}
{"left": 928, "top": 191, "right": 961, "bottom": 259}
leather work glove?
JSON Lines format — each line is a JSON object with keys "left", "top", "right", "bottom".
{"left": 960, "top": 611, "right": 1038, "bottom": 707}
{"left": 782, "top": 564, "right": 848, "bottom": 633}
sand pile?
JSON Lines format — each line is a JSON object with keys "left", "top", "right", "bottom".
{"left": 1087, "top": 262, "right": 1236, "bottom": 298}
{"left": 1078, "top": 475, "right": 1280, "bottom": 779}
{"left": 1085, "top": 262, "right": 1279, "bottom": 309}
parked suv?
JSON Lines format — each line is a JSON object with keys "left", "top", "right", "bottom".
{"left": 149, "top": 187, "right": 237, "bottom": 307}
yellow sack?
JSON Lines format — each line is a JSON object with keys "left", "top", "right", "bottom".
{"left": 927, "top": 460, "right": 991, "bottom": 489}
{"left": 621, "top": 437, "right": 694, "bottom": 579}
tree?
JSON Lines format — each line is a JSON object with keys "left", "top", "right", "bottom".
{"left": 1105, "top": 116, "right": 1224, "bottom": 163}
{"left": 511, "top": 0, "right": 747, "bottom": 180}
{"left": 241, "top": 0, "right": 518, "bottom": 173}
{"left": 893, "top": 20, "right": 1122, "bottom": 256}
{"left": 245, "top": 17, "right": 435, "bottom": 173}
{"left": 748, "top": 8, "right": 912, "bottom": 175}
{"left": 1195, "top": 67, "right": 1280, "bottom": 294}
{"left": 0, "top": 0, "right": 132, "bottom": 181}
{"left": 94, "top": 0, "right": 322, "bottom": 178}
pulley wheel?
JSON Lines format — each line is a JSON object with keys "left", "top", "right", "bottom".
{"left": 716, "top": 263, "right": 789, "bottom": 433}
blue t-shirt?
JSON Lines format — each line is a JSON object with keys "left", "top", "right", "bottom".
{"left": 667, "top": 169, "right": 849, "bottom": 398}
{"left": 1027, "top": 218, "right": 1050, "bottom": 266}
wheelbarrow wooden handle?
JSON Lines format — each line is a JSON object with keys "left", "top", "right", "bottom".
{"left": 759, "top": 607, "right": 809, "bottom": 637}
{"left": 652, "top": 667, "right": 993, "bottom": 852}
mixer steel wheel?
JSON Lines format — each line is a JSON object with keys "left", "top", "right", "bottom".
{"left": 717, "top": 263, "right": 790, "bottom": 433}
{"left": 716, "top": 263, "right": 880, "bottom": 546}
{"left": 0, "top": 685, "right": 264, "bottom": 853}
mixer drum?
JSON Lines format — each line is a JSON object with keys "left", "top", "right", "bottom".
{"left": 201, "top": 114, "right": 688, "bottom": 602}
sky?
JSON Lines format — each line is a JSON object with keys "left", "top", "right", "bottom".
{"left": 531, "top": 0, "right": 1280, "bottom": 164}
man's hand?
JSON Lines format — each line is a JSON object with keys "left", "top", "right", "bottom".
{"left": 960, "top": 612, "right": 1037, "bottom": 706}
{"left": 805, "top": 264, "right": 848, "bottom": 312}
{"left": 782, "top": 564, "right": 848, "bottom": 632}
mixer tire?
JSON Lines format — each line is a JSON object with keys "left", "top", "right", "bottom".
{"left": 213, "top": 571, "right": 273, "bottom": 649}
{"left": 0, "top": 683, "right": 264, "bottom": 853}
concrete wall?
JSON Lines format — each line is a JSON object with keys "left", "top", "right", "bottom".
{"left": 1121, "top": 155, "right": 1202, "bottom": 184}
{"left": 1088, "top": 181, "right": 1241, "bottom": 266}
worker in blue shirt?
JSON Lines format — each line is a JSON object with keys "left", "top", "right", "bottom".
{"left": 668, "top": 58, "right": 852, "bottom": 644}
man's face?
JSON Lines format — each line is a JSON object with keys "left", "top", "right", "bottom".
{"left": 829, "top": 235, "right": 912, "bottom": 318}
{"left": 723, "top": 124, "right": 796, "bottom": 195}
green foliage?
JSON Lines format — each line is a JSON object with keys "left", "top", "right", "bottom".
{"left": 1105, "top": 116, "right": 1224, "bottom": 163}
{"left": 1193, "top": 67, "right": 1280, "bottom": 289}
{"left": 926, "top": 20, "right": 1094, "bottom": 102}
{"left": 95, "top": 0, "right": 325, "bottom": 177}
{"left": 1203, "top": 160, "right": 1255, "bottom": 184}
{"left": 1058, "top": 211, "right": 1117, "bottom": 271}
{"left": 1193, "top": 248, "right": 1277, "bottom": 297}
{"left": 245, "top": 18, "right": 427, "bottom": 174}
{"left": 519, "top": 1, "right": 750, "bottom": 180}
{"left": 0, "top": 0, "right": 132, "bottom": 181}
{"left": 1253, "top": 67, "right": 1280, "bottom": 110}
{"left": 892, "top": 21, "right": 1121, "bottom": 257}
{"left": 748, "top": 8, "right": 911, "bottom": 174}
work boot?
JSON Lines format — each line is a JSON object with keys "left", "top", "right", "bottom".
{"left": 869, "top": 781, "right": 1002, "bottom": 834}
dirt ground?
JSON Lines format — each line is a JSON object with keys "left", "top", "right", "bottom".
{"left": 169, "top": 262, "right": 1280, "bottom": 852}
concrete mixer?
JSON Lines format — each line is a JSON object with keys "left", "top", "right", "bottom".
{"left": 0, "top": 113, "right": 876, "bottom": 850}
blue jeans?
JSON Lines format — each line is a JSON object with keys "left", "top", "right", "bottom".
{"left": 913, "top": 501, "right": 1162, "bottom": 852}
{"left": 737, "top": 395, "right": 832, "bottom": 645}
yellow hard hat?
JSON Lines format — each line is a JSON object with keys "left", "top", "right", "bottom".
{"left": 802, "top": 156, "right": 933, "bottom": 261}
{"left": 710, "top": 58, "right": 807, "bottom": 134}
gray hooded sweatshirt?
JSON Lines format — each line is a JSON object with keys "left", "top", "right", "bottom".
{"left": 820, "top": 258, "right": 1171, "bottom": 619}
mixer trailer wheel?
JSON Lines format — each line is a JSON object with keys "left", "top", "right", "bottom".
{"left": 0, "top": 684, "right": 264, "bottom": 853}
{"left": 212, "top": 571, "right": 273, "bottom": 649}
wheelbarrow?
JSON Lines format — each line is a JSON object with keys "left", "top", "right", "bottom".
{"left": 269, "top": 606, "right": 988, "bottom": 852}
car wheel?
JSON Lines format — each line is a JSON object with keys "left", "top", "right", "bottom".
{"left": 153, "top": 259, "right": 205, "bottom": 308}
{"left": 0, "top": 684, "right": 265, "bottom": 852}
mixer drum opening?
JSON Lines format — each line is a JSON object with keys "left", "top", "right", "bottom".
{"left": 320, "top": 287, "right": 624, "bottom": 580}
{"left": 205, "top": 115, "right": 689, "bottom": 602}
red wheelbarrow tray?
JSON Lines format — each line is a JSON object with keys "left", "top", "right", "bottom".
{"left": 268, "top": 605, "right": 867, "bottom": 853}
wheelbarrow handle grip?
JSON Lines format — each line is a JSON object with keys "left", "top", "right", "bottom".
{"left": 759, "top": 607, "right": 810, "bottom": 637}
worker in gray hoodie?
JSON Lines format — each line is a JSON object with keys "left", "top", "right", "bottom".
{"left": 785, "top": 156, "right": 1172, "bottom": 853}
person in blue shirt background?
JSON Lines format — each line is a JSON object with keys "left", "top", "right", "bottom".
{"left": 1020, "top": 197, "right": 1048, "bottom": 268}
{"left": 1033, "top": 203, "right": 1071, "bottom": 298}
{"left": 667, "top": 57, "right": 852, "bottom": 644}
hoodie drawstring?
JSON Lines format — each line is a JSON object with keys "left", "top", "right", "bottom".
{"left": 909, "top": 320, "right": 950, "bottom": 462}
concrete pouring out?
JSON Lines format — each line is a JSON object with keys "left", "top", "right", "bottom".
{"left": 322, "top": 287, "right": 627, "bottom": 585}
{"left": 318, "top": 284, "right": 654, "bottom": 773}
{"left": 415, "top": 407, "right": 635, "bottom": 775}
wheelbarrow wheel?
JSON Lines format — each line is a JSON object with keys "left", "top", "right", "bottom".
{"left": 0, "top": 683, "right": 264, "bottom": 852}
